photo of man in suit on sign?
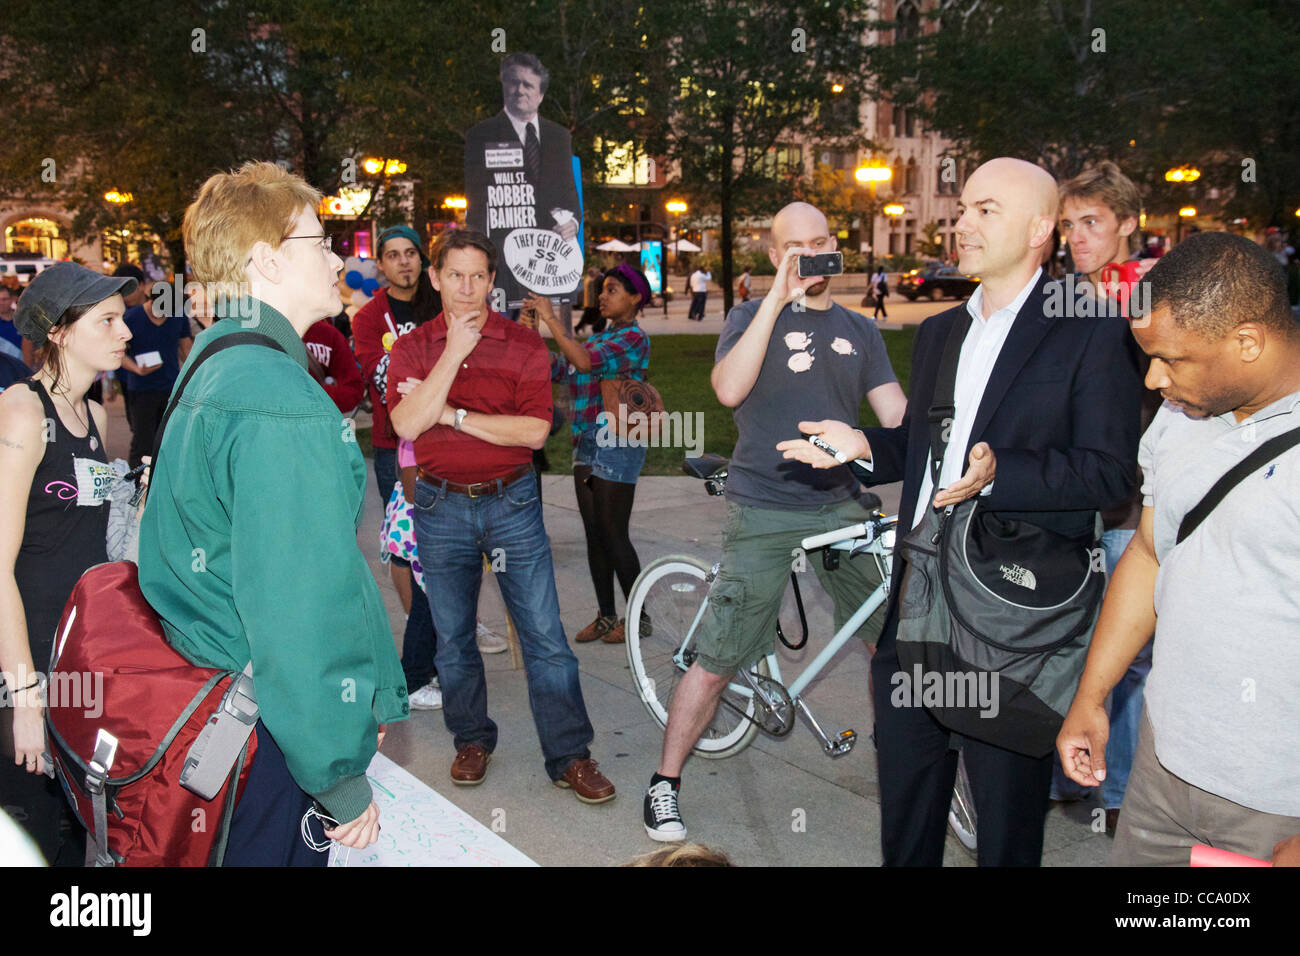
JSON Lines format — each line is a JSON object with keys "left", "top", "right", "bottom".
{"left": 465, "top": 52, "right": 583, "bottom": 309}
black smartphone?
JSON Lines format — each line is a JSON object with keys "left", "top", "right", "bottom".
{"left": 797, "top": 252, "right": 844, "bottom": 278}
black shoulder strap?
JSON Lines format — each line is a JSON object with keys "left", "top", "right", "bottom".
{"left": 927, "top": 311, "right": 973, "bottom": 490}
{"left": 147, "top": 332, "right": 287, "bottom": 485}
{"left": 1176, "top": 423, "right": 1300, "bottom": 544}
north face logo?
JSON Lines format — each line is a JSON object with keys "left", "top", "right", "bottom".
{"left": 999, "top": 563, "right": 1038, "bottom": 591}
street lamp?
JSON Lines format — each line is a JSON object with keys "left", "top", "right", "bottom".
{"left": 363, "top": 157, "right": 407, "bottom": 176}
{"left": 104, "top": 190, "right": 133, "bottom": 204}
{"left": 854, "top": 163, "right": 892, "bottom": 276}
{"left": 666, "top": 199, "right": 688, "bottom": 268}
{"left": 1164, "top": 166, "right": 1201, "bottom": 183}
{"left": 1176, "top": 206, "right": 1197, "bottom": 244}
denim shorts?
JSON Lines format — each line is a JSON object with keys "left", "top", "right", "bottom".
{"left": 573, "top": 428, "right": 647, "bottom": 485}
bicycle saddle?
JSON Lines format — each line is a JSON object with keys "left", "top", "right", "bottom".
{"left": 683, "top": 454, "right": 729, "bottom": 479}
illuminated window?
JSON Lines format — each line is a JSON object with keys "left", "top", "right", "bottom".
{"left": 594, "top": 137, "right": 653, "bottom": 186}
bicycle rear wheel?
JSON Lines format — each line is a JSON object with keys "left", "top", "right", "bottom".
{"left": 626, "top": 555, "right": 766, "bottom": 759}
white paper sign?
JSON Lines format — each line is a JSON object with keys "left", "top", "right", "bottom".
{"left": 134, "top": 350, "right": 163, "bottom": 369}
{"left": 502, "top": 228, "right": 584, "bottom": 297}
{"left": 328, "top": 753, "right": 537, "bottom": 867}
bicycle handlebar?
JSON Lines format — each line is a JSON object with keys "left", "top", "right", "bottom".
{"left": 800, "top": 514, "right": 898, "bottom": 552}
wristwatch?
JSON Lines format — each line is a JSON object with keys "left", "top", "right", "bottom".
{"left": 453, "top": 408, "right": 468, "bottom": 431}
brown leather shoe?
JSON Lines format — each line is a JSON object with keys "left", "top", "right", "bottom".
{"left": 554, "top": 758, "right": 616, "bottom": 804}
{"left": 450, "top": 743, "right": 491, "bottom": 786}
{"left": 600, "top": 618, "right": 626, "bottom": 644}
{"left": 575, "top": 615, "right": 616, "bottom": 643}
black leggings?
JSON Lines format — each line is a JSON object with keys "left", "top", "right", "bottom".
{"left": 573, "top": 466, "right": 641, "bottom": 618}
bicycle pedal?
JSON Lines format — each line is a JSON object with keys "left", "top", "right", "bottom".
{"left": 823, "top": 729, "right": 857, "bottom": 757}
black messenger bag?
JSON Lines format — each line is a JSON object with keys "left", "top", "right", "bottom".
{"left": 893, "top": 314, "right": 1105, "bottom": 757}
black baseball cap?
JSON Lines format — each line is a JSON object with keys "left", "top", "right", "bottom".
{"left": 14, "top": 262, "right": 138, "bottom": 346}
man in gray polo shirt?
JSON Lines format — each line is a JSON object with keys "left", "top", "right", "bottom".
{"left": 1058, "top": 232, "right": 1300, "bottom": 865}
{"left": 641, "top": 201, "right": 906, "bottom": 842}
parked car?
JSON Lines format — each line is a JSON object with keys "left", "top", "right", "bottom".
{"left": 897, "top": 265, "right": 980, "bottom": 301}
{"left": 0, "top": 254, "right": 58, "bottom": 286}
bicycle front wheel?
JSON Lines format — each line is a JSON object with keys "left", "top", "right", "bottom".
{"left": 626, "top": 555, "right": 766, "bottom": 759}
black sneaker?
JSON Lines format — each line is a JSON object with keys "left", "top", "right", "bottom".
{"left": 643, "top": 780, "right": 687, "bottom": 842}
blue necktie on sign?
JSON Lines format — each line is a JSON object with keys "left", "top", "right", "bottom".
{"left": 524, "top": 122, "right": 541, "bottom": 183}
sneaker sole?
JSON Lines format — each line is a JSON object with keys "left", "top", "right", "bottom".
{"left": 477, "top": 643, "right": 510, "bottom": 654}
{"left": 410, "top": 703, "right": 443, "bottom": 710}
{"left": 643, "top": 823, "right": 688, "bottom": 842}
{"left": 553, "top": 780, "right": 616, "bottom": 805}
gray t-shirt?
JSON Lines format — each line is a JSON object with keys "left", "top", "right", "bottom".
{"left": 1139, "top": 391, "right": 1300, "bottom": 816}
{"left": 715, "top": 299, "right": 897, "bottom": 510}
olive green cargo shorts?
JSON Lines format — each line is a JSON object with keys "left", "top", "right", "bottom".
{"left": 693, "top": 497, "right": 886, "bottom": 676}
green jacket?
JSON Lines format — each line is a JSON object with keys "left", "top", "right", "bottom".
{"left": 138, "top": 301, "right": 409, "bottom": 825}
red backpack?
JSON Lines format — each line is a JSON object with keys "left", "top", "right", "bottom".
{"left": 43, "top": 332, "right": 283, "bottom": 866}
{"left": 45, "top": 562, "right": 258, "bottom": 866}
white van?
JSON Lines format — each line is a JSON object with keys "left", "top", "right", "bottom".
{"left": 0, "top": 256, "right": 58, "bottom": 285}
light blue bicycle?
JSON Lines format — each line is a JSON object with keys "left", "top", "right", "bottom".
{"left": 625, "top": 454, "right": 978, "bottom": 852}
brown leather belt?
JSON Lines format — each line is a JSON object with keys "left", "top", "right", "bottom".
{"left": 416, "top": 462, "right": 534, "bottom": 497}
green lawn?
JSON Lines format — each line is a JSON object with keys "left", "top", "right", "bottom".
{"left": 544, "top": 329, "right": 917, "bottom": 476}
{"left": 356, "top": 329, "right": 918, "bottom": 476}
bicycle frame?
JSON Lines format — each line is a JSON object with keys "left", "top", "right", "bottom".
{"left": 670, "top": 531, "right": 894, "bottom": 731}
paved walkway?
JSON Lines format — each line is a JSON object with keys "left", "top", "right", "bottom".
{"left": 102, "top": 380, "right": 1112, "bottom": 867}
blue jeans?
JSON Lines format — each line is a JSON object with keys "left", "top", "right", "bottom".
{"left": 411, "top": 470, "right": 594, "bottom": 781}
{"left": 1050, "top": 527, "right": 1151, "bottom": 803}
{"left": 1099, "top": 527, "right": 1152, "bottom": 809}
{"left": 401, "top": 564, "right": 438, "bottom": 692}
{"left": 373, "top": 446, "right": 398, "bottom": 510}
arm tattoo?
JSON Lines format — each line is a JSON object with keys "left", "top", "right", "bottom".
{"left": 0, "top": 436, "right": 24, "bottom": 450}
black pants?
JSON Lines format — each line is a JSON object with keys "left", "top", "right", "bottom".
{"left": 870, "top": 632, "right": 1053, "bottom": 866}
{"left": 0, "top": 703, "right": 85, "bottom": 866}
{"left": 223, "top": 721, "right": 329, "bottom": 867}
{"left": 126, "top": 390, "right": 169, "bottom": 468}
{"left": 688, "top": 292, "right": 707, "bottom": 320}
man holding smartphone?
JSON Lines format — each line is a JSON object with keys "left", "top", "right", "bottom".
{"left": 642, "top": 201, "right": 907, "bottom": 842}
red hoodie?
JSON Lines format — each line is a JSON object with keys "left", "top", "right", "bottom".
{"left": 351, "top": 288, "right": 423, "bottom": 449}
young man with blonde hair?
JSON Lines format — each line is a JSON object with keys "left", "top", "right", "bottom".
{"left": 1055, "top": 161, "right": 1160, "bottom": 828}
{"left": 138, "top": 161, "right": 408, "bottom": 865}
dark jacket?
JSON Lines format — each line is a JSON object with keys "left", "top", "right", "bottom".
{"left": 854, "top": 271, "right": 1143, "bottom": 645}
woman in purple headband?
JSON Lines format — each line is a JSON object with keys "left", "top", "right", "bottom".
{"left": 522, "top": 265, "right": 652, "bottom": 645}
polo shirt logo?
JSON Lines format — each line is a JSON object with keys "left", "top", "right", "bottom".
{"left": 1264, "top": 464, "right": 1276, "bottom": 479}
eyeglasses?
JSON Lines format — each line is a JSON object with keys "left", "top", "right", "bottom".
{"left": 281, "top": 234, "right": 335, "bottom": 254}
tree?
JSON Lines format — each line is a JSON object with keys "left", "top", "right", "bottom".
{"left": 863, "top": 0, "right": 1300, "bottom": 228}
{"left": 652, "top": 0, "right": 876, "bottom": 315}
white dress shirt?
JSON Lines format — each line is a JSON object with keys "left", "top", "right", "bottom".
{"left": 506, "top": 112, "right": 539, "bottom": 147}
{"left": 909, "top": 267, "right": 1042, "bottom": 531}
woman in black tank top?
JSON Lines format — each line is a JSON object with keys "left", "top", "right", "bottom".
{"left": 0, "top": 263, "right": 136, "bottom": 864}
